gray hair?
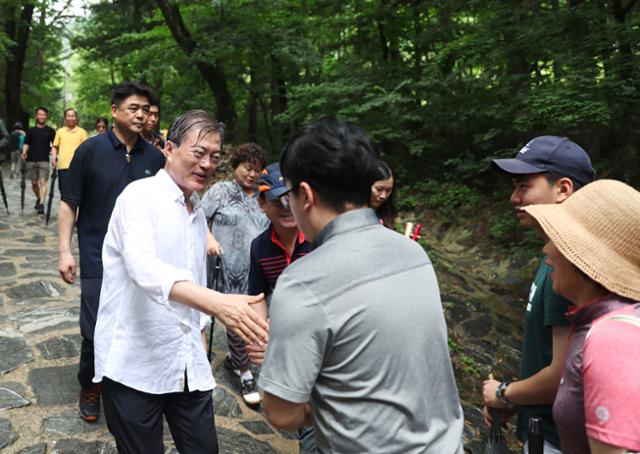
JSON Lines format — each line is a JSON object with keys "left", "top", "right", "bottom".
{"left": 167, "top": 110, "right": 225, "bottom": 147}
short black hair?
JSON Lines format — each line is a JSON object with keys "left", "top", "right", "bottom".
{"left": 95, "top": 117, "right": 109, "bottom": 127}
{"left": 35, "top": 107, "right": 48, "bottom": 114}
{"left": 544, "top": 172, "right": 586, "bottom": 191}
{"left": 64, "top": 108, "right": 77, "bottom": 117}
{"left": 111, "top": 81, "right": 154, "bottom": 107}
{"left": 280, "top": 118, "right": 379, "bottom": 212}
{"left": 168, "top": 110, "right": 224, "bottom": 147}
{"left": 230, "top": 143, "right": 266, "bottom": 169}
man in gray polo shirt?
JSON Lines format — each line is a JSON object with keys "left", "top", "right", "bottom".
{"left": 259, "top": 118, "right": 464, "bottom": 453}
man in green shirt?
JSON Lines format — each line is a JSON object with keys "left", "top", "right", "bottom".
{"left": 482, "top": 136, "right": 595, "bottom": 453}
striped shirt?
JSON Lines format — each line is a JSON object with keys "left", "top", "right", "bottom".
{"left": 248, "top": 225, "right": 310, "bottom": 302}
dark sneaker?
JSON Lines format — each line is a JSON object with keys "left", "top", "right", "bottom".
{"left": 241, "top": 377, "right": 261, "bottom": 406}
{"left": 34, "top": 200, "right": 39, "bottom": 210}
{"left": 36, "top": 203, "right": 44, "bottom": 214}
{"left": 79, "top": 384, "right": 101, "bottom": 422}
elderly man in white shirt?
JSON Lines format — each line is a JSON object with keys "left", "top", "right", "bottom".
{"left": 93, "top": 110, "right": 268, "bottom": 454}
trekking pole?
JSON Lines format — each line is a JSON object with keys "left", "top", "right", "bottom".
{"left": 45, "top": 168, "right": 57, "bottom": 225}
{"left": 207, "top": 316, "right": 215, "bottom": 362}
{"left": 207, "top": 255, "right": 223, "bottom": 362}
{"left": 20, "top": 161, "right": 25, "bottom": 211}
{"left": 527, "top": 417, "right": 544, "bottom": 454}
{"left": 0, "top": 168, "right": 9, "bottom": 214}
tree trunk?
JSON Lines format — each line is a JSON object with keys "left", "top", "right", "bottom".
{"left": 412, "top": 0, "right": 423, "bottom": 73}
{"left": 436, "top": 1, "right": 455, "bottom": 76}
{"left": 610, "top": 0, "right": 639, "bottom": 182}
{"left": 155, "top": 0, "right": 237, "bottom": 137}
{"left": 354, "top": 0, "right": 367, "bottom": 56}
{"left": 550, "top": 0, "right": 563, "bottom": 79}
{"left": 3, "top": 2, "right": 35, "bottom": 127}
{"left": 377, "top": 20, "right": 390, "bottom": 62}
{"left": 270, "top": 54, "right": 289, "bottom": 148}
{"left": 611, "top": 0, "right": 637, "bottom": 82}
{"left": 376, "top": 0, "right": 401, "bottom": 63}
{"left": 248, "top": 61, "right": 258, "bottom": 143}
{"left": 503, "top": 2, "right": 533, "bottom": 94}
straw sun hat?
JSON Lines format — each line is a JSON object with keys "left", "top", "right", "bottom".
{"left": 524, "top": 179, "right": 640, "bottom": 301}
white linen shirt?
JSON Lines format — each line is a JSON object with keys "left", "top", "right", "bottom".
{"left": 93, "top": 169, "right": 215, "bottom": 394}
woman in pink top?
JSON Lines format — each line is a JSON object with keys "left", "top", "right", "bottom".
{"left": 523, "top": 179, "right": 640, "bottom": 454}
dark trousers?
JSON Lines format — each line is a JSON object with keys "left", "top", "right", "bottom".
{"left": 78, "top": 277, "right": 101, "bottom": 388}
{"left": 102, "top": 377, "right": 219, "bottom": 454}
{"left": 227, "top": 331, "right": 251, "bottom": 370}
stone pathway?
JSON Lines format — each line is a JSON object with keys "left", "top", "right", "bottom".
{"left": 0, "top": 166, "right": 297, "bottom": 453}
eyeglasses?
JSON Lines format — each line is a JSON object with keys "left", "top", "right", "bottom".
{"left": 190, "top": 148, "right": 221, "bottom": 165}
{"left": 279, "top": 183, "right": 300, "bottom": 209}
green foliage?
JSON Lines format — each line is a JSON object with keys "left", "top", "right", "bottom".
{"left": 19, "top": 8, "right": 64, "bottom": 124}
{"left": 4, "top": 0, "right": 638, "bottom": 190}
{"left": 65, "top": 0, "right": 640, "bottom": 169}
{"left": 68, "top": 54, "right": 113, "bottom": 129}
{"left": 460, "top": 355, "right": 481, "bottom": 378}
{"left": 398, "top": 180, "right": 480, "bottom": 217}
{"left": 489, "top": 212, "right": 519, "bottom": 243}
{"left": 447, "top": 337, "right": 460, "bottom": 353}
{"left": 0, "top": 32, "right": 11, "bottom": 57}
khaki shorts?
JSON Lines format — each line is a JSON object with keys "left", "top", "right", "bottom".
{"left": 26, "top": 161, "right": 50, "bottom": 181}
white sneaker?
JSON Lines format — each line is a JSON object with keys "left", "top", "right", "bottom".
{"left": 241, "top": 377, "right": 261, "bottom": 406}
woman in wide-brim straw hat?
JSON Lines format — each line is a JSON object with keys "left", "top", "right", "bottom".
{"left": 523, "top": 179, "right": 640, "bottom": 454}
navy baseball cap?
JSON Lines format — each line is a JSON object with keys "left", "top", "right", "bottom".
{"left": 258, "top": 163, "right": 287, "bottom": 201}
{"left": 491, "top": 136, "right": 595, "bottom": 186}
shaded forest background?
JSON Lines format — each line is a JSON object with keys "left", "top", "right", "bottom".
{"left": 1, "top": 0, "right": 639, "bottom": 248}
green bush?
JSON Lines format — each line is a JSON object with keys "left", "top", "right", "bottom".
{"left": 489, "top": 212, "right": 519, "bottom": 242}
{"left": 400, "top": 180, "right": 480, "bottom": 216}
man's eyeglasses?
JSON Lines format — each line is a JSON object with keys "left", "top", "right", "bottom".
{"left": 190, "top": 148, "right": 221, "bottom": 165}
{"left": 279, "top": 183, "right": 300, "bottom": 209}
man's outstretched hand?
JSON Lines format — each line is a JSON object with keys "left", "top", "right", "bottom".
{"left": 215, "top": 293, "right": 268, "bottom": 345}
{"left": 169, "top": 282, "right": 269, "bottom": 345}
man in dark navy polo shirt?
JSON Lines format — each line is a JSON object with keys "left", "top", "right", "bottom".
{"left": 244, "top": 163, "right": 314, "bottom": 453}
{"left": 58, "top": 81, "right": 165, "bottom": 423}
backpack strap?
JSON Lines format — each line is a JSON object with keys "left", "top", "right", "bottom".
{"left": 587, "top": 307, "right": 640, "bottom": 340}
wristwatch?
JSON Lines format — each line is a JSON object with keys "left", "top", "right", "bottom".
{"left": 496, "top": 381, "right": 515, "bottom": 407}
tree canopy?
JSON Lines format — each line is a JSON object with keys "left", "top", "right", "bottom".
{"left": 2, "top": 0, "right": 639, "bottom": 187}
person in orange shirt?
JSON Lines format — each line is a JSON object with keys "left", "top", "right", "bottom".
{"left": 51, "top": 108, "right": 88, "bottom": 195}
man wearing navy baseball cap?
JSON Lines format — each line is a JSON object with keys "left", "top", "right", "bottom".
{"left": 482, "top": 136, "right": 595, "bottom": 454}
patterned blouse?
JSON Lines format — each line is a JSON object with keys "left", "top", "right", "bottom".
{"left": 201, "top": 180, "right": 269, "bottom": 294}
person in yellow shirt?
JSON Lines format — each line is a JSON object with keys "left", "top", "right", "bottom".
{"left": 51, "top": 108, "right": 88, "bottom": 195}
